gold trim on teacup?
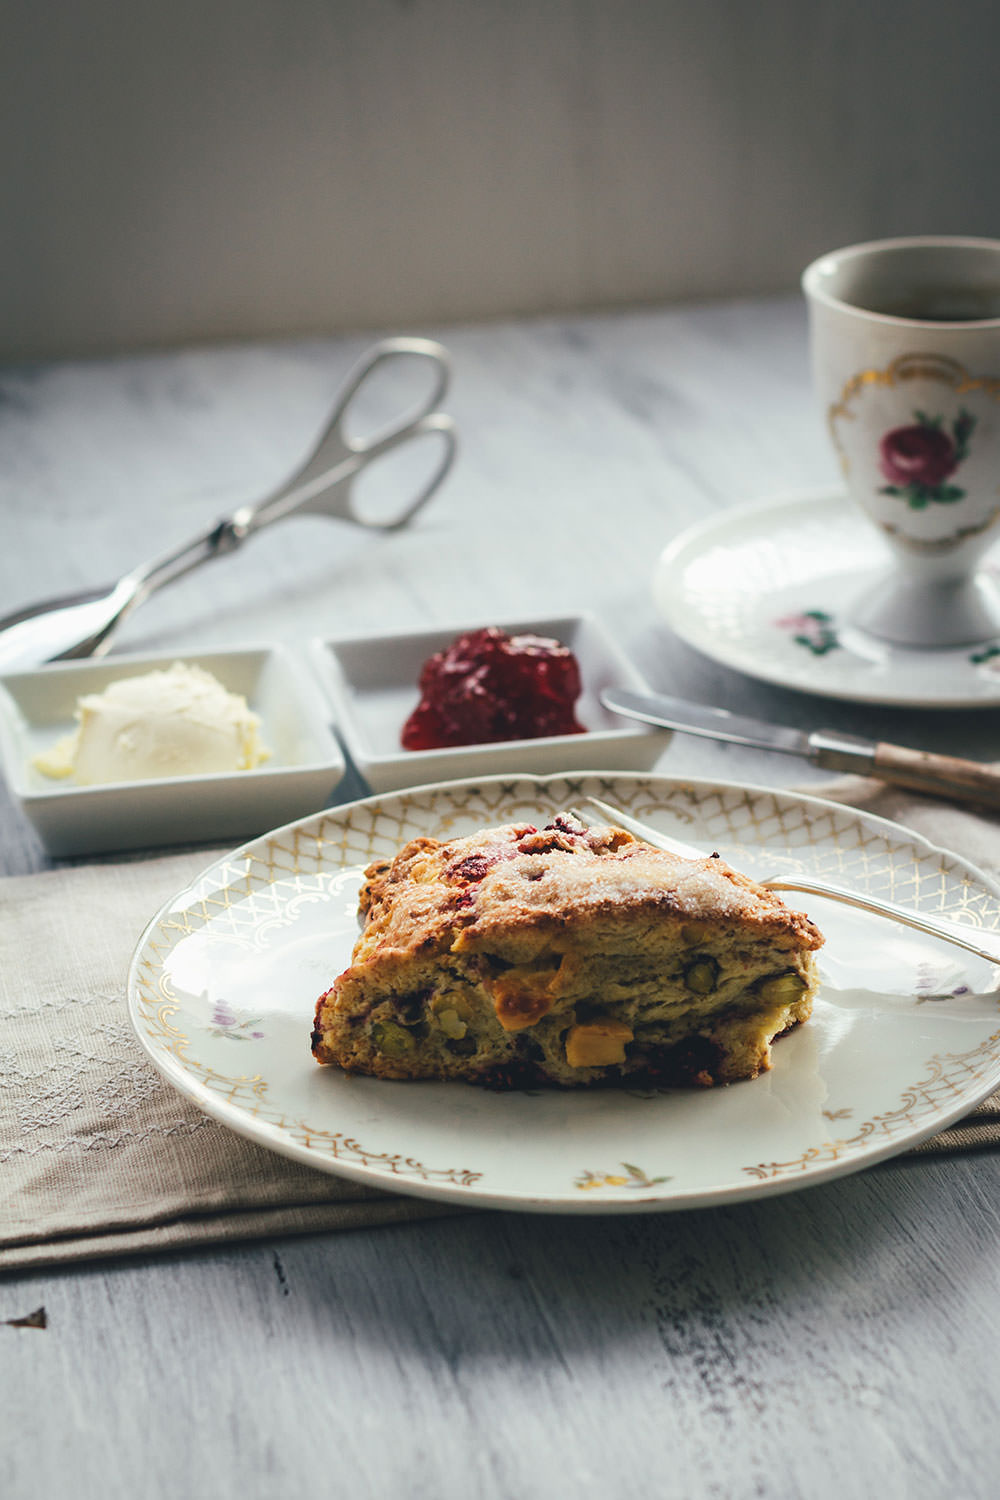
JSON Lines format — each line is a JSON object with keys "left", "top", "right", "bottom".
{"left": 879, "top": 509, "right": 1000, "bottom": 552}
{"left": 831, "top": 353, "right": 1000, "bottom": 426}
{"left": 828, "top": 352, "right": 1000, "bottom": 461}
{"left": 828, "top": 354, "right": 1000, "bottom": 552}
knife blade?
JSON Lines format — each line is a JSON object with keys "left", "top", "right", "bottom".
{"left": 602, "top": 686, "right": 1000, "bottom": 810}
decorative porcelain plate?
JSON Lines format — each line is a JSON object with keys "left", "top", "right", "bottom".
{"left": 652, "top": 490, "right": 1000, "bottom": 707}
{"left": 128, "top": 773, "right": 1000, "bottom": 1215}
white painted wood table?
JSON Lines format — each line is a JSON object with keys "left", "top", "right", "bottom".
{"left": 2, "top": 298, "right": 999, "bottom": 1500}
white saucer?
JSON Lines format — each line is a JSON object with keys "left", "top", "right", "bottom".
{"left": 653, "top": 489, "right": 1000, "bottom": 708}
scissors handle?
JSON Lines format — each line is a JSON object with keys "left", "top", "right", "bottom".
{"left": 122, "top": 339, "right": 456, "bottom": 600}
{"left": 328, "top": 336, "right": 452, "bottom": 450}
{"left": 240, "top": 336, "right": 456, "bottom": 533}
{"left": 0, "top": 339, "right": 458, "bottom": 669}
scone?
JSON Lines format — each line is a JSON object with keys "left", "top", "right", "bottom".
{"left": 311, "top": 815, "right": 824, "bottom": 1089}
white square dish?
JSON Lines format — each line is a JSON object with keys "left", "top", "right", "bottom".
{"left": 0, "top": 645, "right": 346, "bottom": 856}
{"left": 308, "top": 613, "right": 668, "bottom": 793}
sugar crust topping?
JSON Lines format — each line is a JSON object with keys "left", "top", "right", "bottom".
{"left": 357, "top": 819, "right": 824, "bottom": 956}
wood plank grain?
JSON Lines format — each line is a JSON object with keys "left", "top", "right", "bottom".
{"left": 2, "top": 303, "right": 1000, "bottom": 1500}
{"left": 3, "top": 1158, "right": 1000, "bottom": 1498}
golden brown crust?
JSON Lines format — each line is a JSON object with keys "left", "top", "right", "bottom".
{"left": 311, "top": 815, "right": 824, "bottom": 1089}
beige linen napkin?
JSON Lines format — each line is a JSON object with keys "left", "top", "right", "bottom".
{"left": 1, "top": 782, "right": 997, "bottom": 1272}
{"left": 0, "top": 849, "right": 462, "bottom": 1272}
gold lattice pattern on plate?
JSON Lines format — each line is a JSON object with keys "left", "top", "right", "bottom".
{"left": 131, "top": 774, "right": 1000, "bottom": 1193}
{"left": 743, "top": 1041, "right": 1000, "bottom": 1180}
{"left": 131, "top": 961, "right": 484, "bottom": 1188}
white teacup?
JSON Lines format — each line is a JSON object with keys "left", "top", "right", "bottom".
{"left": 802, "top": 236, "right": 1000, "bottom": 648}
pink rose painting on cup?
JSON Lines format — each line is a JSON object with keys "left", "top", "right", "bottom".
{"left": 878, "top": 408, "right": 976, "bottom": 508}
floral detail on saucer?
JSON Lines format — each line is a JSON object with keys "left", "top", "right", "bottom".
{"left": 878, "top": 408, "right": 975, "bottom": 509}
{"left": 208, "top": 998, "right": 264, "bottom": 1040}
{"left": 970, "top": 643, "right": 1000, "bottom": 670}
{"left": 574, "top": 1162, "right": 670, "bottom": 1191}
{"left": 774, "top": 609, "right": 840, "bottom": 656}
{"left": 653, "top": 490, "right": 1000, "bottom": 705}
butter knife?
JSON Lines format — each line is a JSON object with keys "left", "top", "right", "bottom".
{"left": 602, "top": 686, "right": 1000, "bottom": 810}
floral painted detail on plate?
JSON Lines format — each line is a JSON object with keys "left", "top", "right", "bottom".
{"left": 575, "top": 1162, "right": 671, "bottom": 1192}
{"left": 743, "top": 1040, "right": 1000, "bottom": 1182}
{"left": 878, "top": 409, "right": 976, "bottom": 509}
{"left": 127, "top": 772, "right": 1000, "bottom": 1213}
{"left": 208, "top": 998, "right": 265, "bottom": 1041}
{"left": 774, "top": 609, "right": 840, "bottom": 656}
{"left": 914, "top": 961, "right": 973, "bottom": 1004}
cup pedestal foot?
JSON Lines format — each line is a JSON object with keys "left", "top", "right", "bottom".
{"left": 849, "top": 570, "right": 1000, "bottom": 649}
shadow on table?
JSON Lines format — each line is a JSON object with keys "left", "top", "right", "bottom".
{"left": 241, "top": 1153, "right": 998, "bottom": 1365}
{"left": 13, "top": 1152, "right": 993, "bottom": 1374}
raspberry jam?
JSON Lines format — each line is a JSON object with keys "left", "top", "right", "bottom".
{"left": 402, "top": 627, "right": 585, "bottom": 750}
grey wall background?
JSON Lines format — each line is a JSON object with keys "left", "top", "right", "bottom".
{"left": 4, "top": 0, "right": 999, "bottom": 360}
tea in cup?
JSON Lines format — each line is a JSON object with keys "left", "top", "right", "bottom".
{"left": 802, "top": 236, "right": 1000, "bottom": 648}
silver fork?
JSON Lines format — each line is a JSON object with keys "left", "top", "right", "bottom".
{"left": 570, "top": 795, "right": 1000, "bottom": 966}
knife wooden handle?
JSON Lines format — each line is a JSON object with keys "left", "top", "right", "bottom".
{"left": 873, "top": 742, "right": 1000, "bottom": 809}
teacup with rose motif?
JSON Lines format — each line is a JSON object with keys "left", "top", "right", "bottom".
{"left": 802, "top": 236, "right": 1000, "bottom": 648}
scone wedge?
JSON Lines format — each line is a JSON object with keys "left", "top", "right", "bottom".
{"left": 312, "top": 816, "right": 824, "bottom": 1088}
